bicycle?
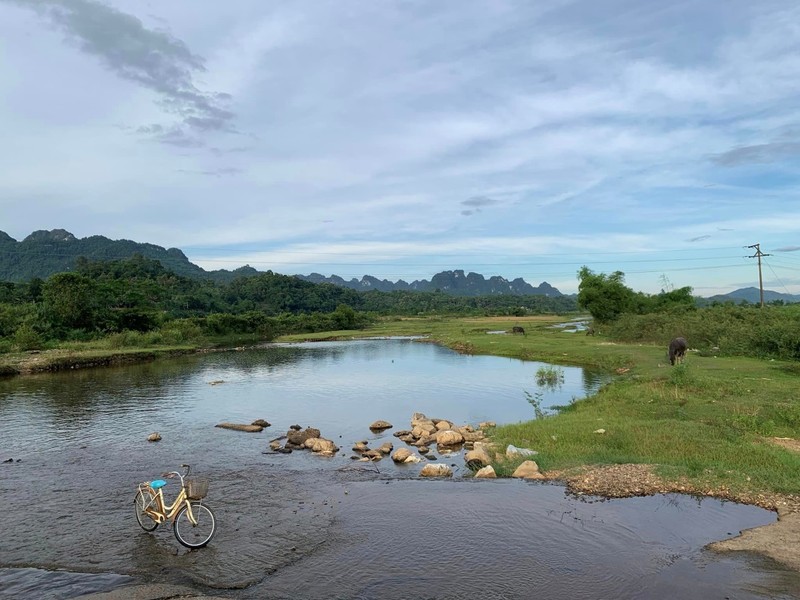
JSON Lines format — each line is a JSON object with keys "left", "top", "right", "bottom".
{"left": 134, "top": 463, "right": 216, "bottom": 548}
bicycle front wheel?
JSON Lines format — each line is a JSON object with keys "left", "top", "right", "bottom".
{"left": 134, "top": 489, "right": 159, "bottom": 532}
{"left": 174, "top": 502, "right": 215, "bottom": 548}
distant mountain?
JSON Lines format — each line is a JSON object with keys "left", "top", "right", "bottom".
{"left": 703, "top": 287, "right": 800, "bottom": 304}
{"left": 0, "top": 230, "right": 564, "bottom": 297}
{"left": 0, "top": 229, "right": 251, "bottom": 283}
{"left": 296, "top": 270, "right": 563, "bottom": 297}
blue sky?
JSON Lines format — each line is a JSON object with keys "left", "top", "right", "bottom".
{"left": 1, "top": 0, "right": 800, "bottom": 295}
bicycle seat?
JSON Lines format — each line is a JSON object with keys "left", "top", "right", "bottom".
{"left": 150, "top": 479, "right": 167, "bottom": 489}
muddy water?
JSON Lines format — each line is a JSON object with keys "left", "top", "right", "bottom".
{"left": 0, "top": 339, "right": 798, "bottom": 599}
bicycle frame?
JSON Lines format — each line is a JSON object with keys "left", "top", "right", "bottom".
{"left": 139, "top": 476, "right": 198, "bottom": 525}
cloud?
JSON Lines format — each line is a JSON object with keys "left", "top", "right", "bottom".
{"left": 774, "top": 246, "right": 800, "bottom": 252}
{"left": 712, "top": 142, "right": 800, "bottom": 166}
{"left": 460, "top": 195, "right": 499, "bottom": 216}
{"left": 687, "top": 235, "right": 712, "bottom": 242}
{"left": 6, "top": 0, "right": 234, "bottom": 141}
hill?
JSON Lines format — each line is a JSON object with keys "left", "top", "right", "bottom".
{"left": 297, "top": 270, "right": 563, "bottom": 296}
{"left": 702, "top": 287, "right": 800, "bottom": 305}
{"left": 0, "top": 230, "right": 564, "bottom": 297}
{"left": 0, "top": 229, "right": 254, "bottom": 283}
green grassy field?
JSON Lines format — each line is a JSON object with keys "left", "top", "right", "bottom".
{"left": 282, "top": 315, "right": 800, "bottom": 498}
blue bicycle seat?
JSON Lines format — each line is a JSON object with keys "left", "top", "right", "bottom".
{"left": 150, "top": 479, "right": 167, "bottom": 489}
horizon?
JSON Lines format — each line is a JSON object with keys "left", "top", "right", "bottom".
{"left": 2, "top": 1, "right": 799, "bottom": 297}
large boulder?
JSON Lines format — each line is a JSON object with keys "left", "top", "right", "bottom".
{"left": 287, "top": 427, "right": 321, "bottom": 445}
{"left": 512, "top": 460, "right": 545, "bottom": 480}
{"left": 391, "top": 448, "right": 413, "bottom": 463}
{"left": 311, "top": 438, "right": 339, "bottom": 455}
{"left": 435, "top": 420, "right": 453, "bottom": 431}
{"left": 436, "top": 430, "right": 464, "bottom": 447}
{"left": 420, "top": 464, "right": 452, "bottom": 477}
{"left": 464, "top": 446, "right": 492, "bottom": 469}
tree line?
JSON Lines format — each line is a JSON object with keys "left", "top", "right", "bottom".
{"left": 0, "top": 255, "right": 576, "bottom": 351}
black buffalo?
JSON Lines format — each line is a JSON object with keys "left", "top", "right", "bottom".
{"left": 669, "top": 337, "right": 687, "bottom": 365}
{"left": 511, "top": 326, "right": 525, "bottom": 335}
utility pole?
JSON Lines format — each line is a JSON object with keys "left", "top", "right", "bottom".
{"left": 746, "top": 243, "right": 771, "bottom": 308}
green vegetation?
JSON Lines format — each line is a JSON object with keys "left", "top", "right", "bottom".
{"left": 0, "top": 256, "right": 575, "bottom": 371}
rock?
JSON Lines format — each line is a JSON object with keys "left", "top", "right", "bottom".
{"left": 465, "top": 446, "right": 492, "bottom": 469}
{"left": 593, "top": 429, "right": 606, "bottom": 434}
{"left": 512, "top": 460, "right": 545, "bottom": 480}
{"left": 418, "top": 445, "right": 430, "bottom": 454}
{"left": 311, "top": 439, "right": 339, "bottom": 454}
{"left": 377, "top": 442, "right": 393, "bottom": 455}
{"left": 363, "top": 449, "right": 383, "bottom": 460}
{"left": 420, "top": 463, "right": 452, "bottom": 477}
{"left": 391, "top": 448, "right": 413, "bottom": 463}
{"left": 397, "top": 434, "right": 416, "bottom": 444}
{"left": 208, "top": 380, "right": 225, "bottom": 385}
{"left": 404, "top": 454, "right": 422, "bottom": 463}
{"left": 506, "top": 444, "right": 538, "bottom": 457}
{"left": 252, "top": 419, "right": 271, "bottom": 428}
{"left": 147, "top": 432, "right": 162, "bottom": 442}
{"left": 287, "top": 427, "right": 321, "bottom": 445}
{"left": 435, "top": 420, "right": 452, "bottom": 431}
{"left": 275, "top": 447, "right": 293, "bottom": 454}
{"left": 289, "top": 424, "right": 302, "bottom": 431}
{"left": 462, "top": 431, "right": 485, "bottom": 443}
{"left": 369, "top": 420, "right": 393, "bottom": 431}
{"left": 436, "top": 430, "right": 464, "bottom": 447}
{"left": 410, "top": 412, "right": 428, "bottom": 422}
{"left": 352, "top": 441, "right": 369, "bottom": 453}
{"left": 413, "top": 434, "right": 437, "bottom": 447}
{"left": 216, "top": 423, "right": 263, "bottom": 433}
{"left": 479, "top": 421, "right": 496, "bottom": 429}
{"left": 393, "top": 430, "right": 413, "bottom": 438}
{"left": 3, "top": 458, "right": 13, "bottom": 463}
{"left": 474, "top": 465, "right": 497, "bottom": 479}
{"left": 269, "top": 440, "right": 282, "bottom": 450}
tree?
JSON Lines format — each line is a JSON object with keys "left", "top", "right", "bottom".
{"left": 577, "top": 267, "right": 637, "bottom": 322}
{"left": 42, "top": 272, "right": 100, "bottom": 330}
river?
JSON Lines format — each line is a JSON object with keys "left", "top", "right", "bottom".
{"left": 1, "top": 338, "right": 798, "bottom": 599}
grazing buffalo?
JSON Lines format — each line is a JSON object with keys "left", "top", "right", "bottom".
{"left": 669, "top": 337, "right": 688, "bottom": 365}
{"left": 511, "top": 326, "right": 526, "bottom": 335}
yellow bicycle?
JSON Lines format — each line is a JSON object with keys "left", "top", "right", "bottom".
{"left": 134, "top": 464, "right": 216, "bottom": 548}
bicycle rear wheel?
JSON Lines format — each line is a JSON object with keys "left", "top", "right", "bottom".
{"left": 174, "top": 502, "right": 215, "bottom": 548}
{"left": 134, "top": 489, "right": 159, "bottom": 532}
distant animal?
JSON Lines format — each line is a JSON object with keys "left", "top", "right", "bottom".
{"left": 511, "top": 326, "right": 525, "bottom": 335}
{"left": 668, "top": 337, "right": 688, "bottom": 365}
{"left": 586, "top": 327, "right": 595, "bottom": 336}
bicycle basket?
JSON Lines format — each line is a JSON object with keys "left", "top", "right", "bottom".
{"left": 186, "top": 477, "right": 209, "bottom": 500}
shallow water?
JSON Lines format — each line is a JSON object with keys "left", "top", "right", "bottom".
{"left": 0, "top": 339, "right": 798, "bottom": 599}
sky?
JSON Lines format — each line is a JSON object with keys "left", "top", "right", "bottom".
{"left": 1, "top": 0, "right": 800, "bottom": 296}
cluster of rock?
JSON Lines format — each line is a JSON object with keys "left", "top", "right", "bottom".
{"left": 208, "top": 411, "right": 546, "bottom": 482}
{"left": 268, "top": 425, "right": 339, "bottom": 457}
